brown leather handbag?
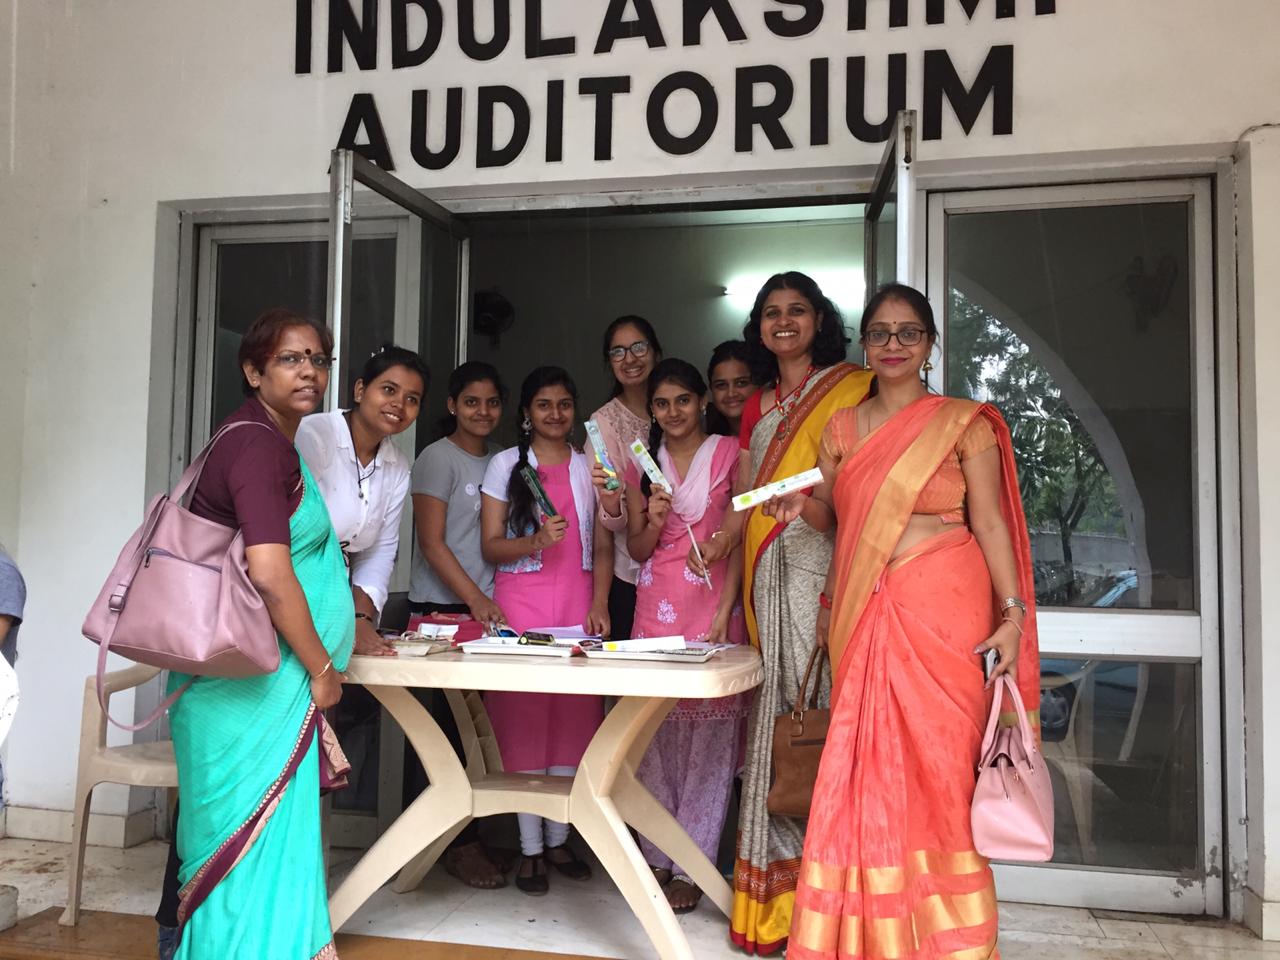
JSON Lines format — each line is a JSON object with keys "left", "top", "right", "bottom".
{"left": 767, "top": 645, "right": 830, "bottom": 817}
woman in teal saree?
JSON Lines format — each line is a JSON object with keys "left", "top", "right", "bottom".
{"left": 169, "top": 309, "right": 353, "bottom": 959}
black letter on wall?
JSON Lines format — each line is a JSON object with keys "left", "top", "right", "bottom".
{"left": 459, "top": 0, "right": 511, "bottom": 61}
{"left": 579, "top": 76, "right": 632, "bottom": 161}
{"left": 546, "top": 79, "right": 565, "bottom": 162}
{"left": 647, "top": 72, "right": 718, "bottom": 155}
{"left": 809, "top": 57, "right": 829, "bottom": 146}
{"left": 328, "top": 0, "right": 378, "bottom": 72}
{"left": 392, "top": 0, "right": 443, "bottom": 68}
{"left": 683, "top": 0, "right": 747, "bottom": 46}
{"left": 338, "top": 93, "right": 395, "bottom": 169}
{"left": 765, "top": 0, "right": 824, "bottom": 38}
{"left": 595, "top": 0, "right": 667, "bottom": 54}
{"left": 847, "top": 0, "right": 908, "bottom": 29}
{"left": 476, "top": 86, "right": 531, "bottom": 167}
{"left": 296, "top": 0, "right": 312, "bottom": 73}
{"left": 527, "top": 0, "right": 576, "bottom": 57}
{"left": 735, "top": 65, "right": 795, "bottom": 152}
{"left": 411, "top": 89, "right": 463, "bottom": 170}
{"left": 845, "top": 53, "right": 905, "bottom": 142}
{"left": 922, "top": 45, "right": 1013, "bottom": 140}
{"left": 926, "top": 0, "right": 1014, "bottom": 23}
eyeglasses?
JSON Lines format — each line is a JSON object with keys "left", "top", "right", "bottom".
{"left": 607, "top": 341, "right": 652, "bottom": 362}
{"left": 862, "top": 328, "right": 926, "bottom": 348}
{"left": 272, "top": 351, "right": 335, "bottom": 370}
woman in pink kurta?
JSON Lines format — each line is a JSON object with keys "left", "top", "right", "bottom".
{"left": 607, "top": 358, "right": 750, "bottom": 914}
{"left": 480, "top": 366, "right": 612, "bottom": 896}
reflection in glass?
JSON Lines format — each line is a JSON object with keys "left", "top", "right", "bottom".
{"left": 944, "top": 202, "right": 1194, "bottom": 610}
{"left": 1038, "top": 659, "right": 1199, "bottom": 872}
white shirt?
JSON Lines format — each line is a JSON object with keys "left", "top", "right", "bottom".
{"left": 295, "top": 409, "right": 410, "bottom": 612}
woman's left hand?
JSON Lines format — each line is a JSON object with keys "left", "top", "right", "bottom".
{"left": 591, "top": 463, "right": 623, "bottom": 517}
{"left": 974, "top": 620, "right": 1021, "bottom": 687}
{"left": 585, "top": 604, "right": 611, "bottom": 640}
{"left": 354, "top": 617, "right": 396, "bottom": 656}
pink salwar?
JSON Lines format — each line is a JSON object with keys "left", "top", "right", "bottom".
{"left": 487, "top": 460, "right": 603, "bottom": 773}
{"left": 631, "top": 435, "right": 749, "bottom": 876}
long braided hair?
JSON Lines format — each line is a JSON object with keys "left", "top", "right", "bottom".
{"left": 640, "top": 358, "right": 707, "bottom": 499}
{"left": 507, "top": 366, "right": 578, "bottom": 536}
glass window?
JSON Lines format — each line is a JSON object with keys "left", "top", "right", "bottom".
{"left": 209, "top": 236, "right": 398, "bottom": 431}
{"left": 944, "top": 202, "right": 1195, "bottom": 611}
{"left": 1039, "top": 659, "right": 1199, "bottom": 872}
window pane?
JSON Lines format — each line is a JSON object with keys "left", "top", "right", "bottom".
{"left": 945, "top": 202, "right": 1195, "bottom": 611}
{"left": 210, "top": 236, "right": 397, "bottom": 431}
{"left": 874, "top": 200, "right": 897, "bottom": 292}
{"left": 1039, "top": 659, "right": 1199, "bottom": 871}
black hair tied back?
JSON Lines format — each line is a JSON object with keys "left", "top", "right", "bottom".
{"left": 506, "top": 366, "right": 578, "bottom": 537}
{"left": 357, "top": 343, "right": 430, "bottom": 397}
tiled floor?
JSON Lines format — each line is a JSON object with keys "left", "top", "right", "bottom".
{"left": 0, "top": 837, "right": 1273, "bottom": 958}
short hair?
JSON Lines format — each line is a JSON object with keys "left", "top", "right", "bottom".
{"left": 237, "top": 308, "right": 335, "bottom": 396}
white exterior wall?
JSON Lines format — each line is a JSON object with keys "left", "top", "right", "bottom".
{"left": 0, "top": 0, "right": 1278, "bottom": 914}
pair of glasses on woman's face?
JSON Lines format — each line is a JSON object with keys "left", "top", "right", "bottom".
{"left": 607, "top": 341, "right": 651, "bottom": 362}
{"left": 862, "top": 327, "right": 926, "bottom": 348}
{"left": 272, "top": 351, "right": 336, "bottom": 370}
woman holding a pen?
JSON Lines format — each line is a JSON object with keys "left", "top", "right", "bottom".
{"left": 480, "top": 366, "right": 613, "bottom": 895}
{"left": 604, "top": 358, "right": 748, "bottom": 915}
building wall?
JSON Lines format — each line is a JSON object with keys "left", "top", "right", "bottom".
{"left": 0, "top": 0, "right": 1277, "bottom": 894}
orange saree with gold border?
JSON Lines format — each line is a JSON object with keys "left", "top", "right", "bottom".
{"left": 788, "top": 396, "right": 1040, "bottom": 960}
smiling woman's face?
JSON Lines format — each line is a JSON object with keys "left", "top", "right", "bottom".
{"left": 759, "top": 289, "right": 818, "bottom": 363}
{"left": 861, "top": 298, "right": 933, "bottom": 385}
{"left": 525, "top": 385, "right": 575, "bottom": 442}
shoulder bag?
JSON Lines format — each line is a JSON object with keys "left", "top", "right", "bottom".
{"left": 767, "top": 644, "right": 829, "bottom": 817}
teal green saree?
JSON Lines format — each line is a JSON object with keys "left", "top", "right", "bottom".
{"left": 169, "top": 463, "right": 354, "bottom": 960}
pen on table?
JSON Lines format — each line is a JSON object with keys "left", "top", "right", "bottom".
{"left": 686, "top": 523, "right": 714, "bottom": 591}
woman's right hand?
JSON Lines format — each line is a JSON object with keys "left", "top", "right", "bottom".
{"left": 468, "top": 595, "right": 507, "bottom": 630}
{"left": 815, "top": 606, "right": 830, "bottom": 650}
{"left": 310, "top": 668, "right": 343, "bottom": 710}
{"left": 532, "top": 515, "right": 569, "bottom": 550}
{"left": 591, "top": 464, "right": 623, "bottom": 517}
{"left": 763, "top": 490, "right": 810, "bottom": 524}
{"left": 646, "top": 487, "right": 673, "bottom": 529}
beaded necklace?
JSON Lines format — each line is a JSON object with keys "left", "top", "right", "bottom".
{"left": 774, "top": 364, "right": 816, "bottom": 439}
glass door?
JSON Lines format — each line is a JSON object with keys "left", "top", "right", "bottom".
{"left": 325, "top": 149, "right": 469, "bottom": 846}
{"left": 928, "top": 180, "right": 1221, "bottom": 915}
{"left": 863, "top": 110, "right": 916, "bottom": 299}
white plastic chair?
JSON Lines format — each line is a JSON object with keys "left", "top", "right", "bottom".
{"left": 59, "top": 664, "right": 177, "bottom": 926}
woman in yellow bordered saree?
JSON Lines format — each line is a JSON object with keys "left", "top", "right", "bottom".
{"left": 773, "top": 284, "right": 1041, "bottom": 960}
{"left": 688, "top": 272, "right": 873, "bottom": 955}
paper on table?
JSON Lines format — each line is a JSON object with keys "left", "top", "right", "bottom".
{"left": 601, "top": 636, "right": 685, "bottom": 652}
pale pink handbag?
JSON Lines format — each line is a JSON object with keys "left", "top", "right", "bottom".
{"left": 971, "top": 674, "right": 1055, "bottom": 861}
{"left": 82, "top": 422, "right": 281, "bottom": 729}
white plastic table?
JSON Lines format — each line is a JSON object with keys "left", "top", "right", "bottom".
{"left": 332, "top": 646, "right": 762, "bottom": 960}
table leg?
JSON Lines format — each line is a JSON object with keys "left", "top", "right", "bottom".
{"left": 328, "top": 684, "right": 473, "bottom": 930}
{"left": 571, "top": 696, "right": 696, "bottom": 960}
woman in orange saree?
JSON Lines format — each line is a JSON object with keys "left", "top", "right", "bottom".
{"left": 689, "top": 272, "right": 873, "bottom": 955}
{"left": 772, "top": 284, "right": 1040, "bottom": 960}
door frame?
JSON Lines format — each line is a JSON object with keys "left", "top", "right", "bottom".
{"left": 925, "top": 178, "right": 1224, "bottom": 916}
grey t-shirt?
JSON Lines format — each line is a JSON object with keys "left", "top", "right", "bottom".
{"left": 0, "top": 547, "right": 26, "bottom": 665}
{"left": 409, "top": 437, "right": 496, "bottom": 606}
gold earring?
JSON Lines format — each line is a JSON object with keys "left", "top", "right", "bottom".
{"left": 923, "top": 359, "right": 934, "bottom": 372}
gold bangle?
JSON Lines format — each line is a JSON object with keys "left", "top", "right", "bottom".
{"left": 1000, "top": 616, "right": 1024, "bottom": 636}
{"left": 312, "top": 659, "right": 333, "bottom": 681}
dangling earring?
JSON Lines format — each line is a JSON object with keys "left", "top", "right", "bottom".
{"left": 923, "top": 359, "right": 934, "bottom": 372}
{"left": 521, "top": 416, "right": 532, "bottom": 433}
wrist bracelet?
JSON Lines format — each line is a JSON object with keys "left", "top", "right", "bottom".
{"left": 354, "top": 612, "right": 375, "bottom": 624}
{"left": 999, "top": 596, "right": 1027, "bottom": 615}
{"left": 1000, "top": 616, "right": 1024, "bottom": 636}
{"left": 818, "top": 591, "right": 832, "bottom": 611}
{"left": 312, "top": 659, "right": 333, "bottom": 681}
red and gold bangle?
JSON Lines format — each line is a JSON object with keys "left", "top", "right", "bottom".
{"left": 818, "top": 591, "right": 833, "bottom": 611}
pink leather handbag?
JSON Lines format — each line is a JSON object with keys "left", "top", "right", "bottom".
{"left": 971, "top": 674, "right": 1055, "bottom": 861}
{"left": 82, "top": 422, "right": 281, "bottom": 729}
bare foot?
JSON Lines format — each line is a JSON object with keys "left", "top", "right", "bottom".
{"left": 665, "top": 877, "right": 703, "bottom": 914}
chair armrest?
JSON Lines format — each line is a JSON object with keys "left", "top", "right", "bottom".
{"left": 84, "top": 664, "right": 163, "bottom": 698}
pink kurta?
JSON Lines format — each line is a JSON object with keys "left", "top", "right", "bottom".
{"left": 487, "top": 460, "right": 603, "bottom": 772}
{"left": 631, "top": 435, "right": 750, "bottom": 876}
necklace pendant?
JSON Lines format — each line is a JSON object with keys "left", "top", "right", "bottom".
{"left": 776, "top": 418, "right": 789, "bottom": 439}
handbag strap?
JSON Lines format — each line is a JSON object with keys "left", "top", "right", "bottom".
{"left": 94, "top": 634, "right": 191, "bottom": 731}
{"left": 793, "top": 644, "right": 827, "bottom": 719}
{"left": 172, "top": 421, "right": 277, "bottom": 506}
{"left": 978, "top": 674, "right": 1038, "bottom": 763}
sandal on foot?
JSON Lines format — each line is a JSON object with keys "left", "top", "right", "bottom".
{"left": 444, "top": 840, "right": 508, "bottom": 890}
{"left": 666, "top": 877, "right": 703, "bottom": 914}
{"left": 545, "top": 843, "right": 592, "bottom": 881}
{"left": 515, "top": 854, "right": 549, "bottom": 896}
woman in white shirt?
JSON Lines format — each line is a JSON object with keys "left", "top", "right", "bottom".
{"left": 296, "top": 344, "right": 428, "bottom": 655}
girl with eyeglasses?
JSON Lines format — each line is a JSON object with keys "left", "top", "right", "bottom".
{"left": 589, "top": 315, "right": 663, "bottom": 643}
{"left": 766, "top": 283, "right": 1040, "bottom": 959}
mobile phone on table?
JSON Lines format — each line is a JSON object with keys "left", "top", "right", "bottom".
{"left": 980, "top": 648, "right": 999, "bottom": 681}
